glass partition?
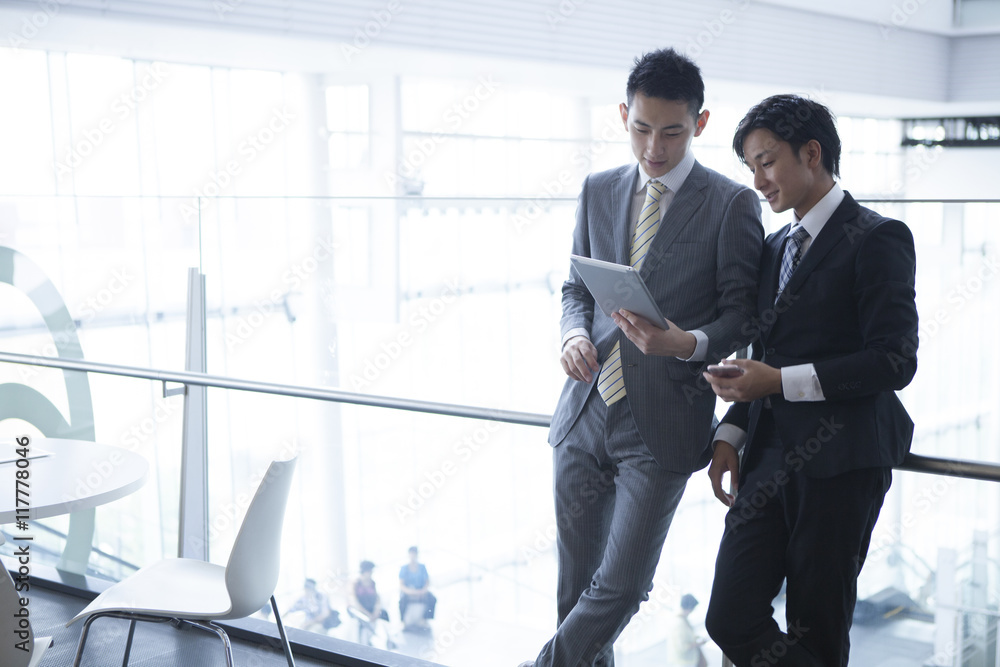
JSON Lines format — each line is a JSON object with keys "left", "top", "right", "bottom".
{"left": 1, "top": 194, "right": 998, "bottom": 666}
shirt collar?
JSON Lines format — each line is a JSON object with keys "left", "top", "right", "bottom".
{"left": 792, "top": 182, "right": 844, "bottom": 239}
{"left": 635, "top": 149, "right": 696, "bottom": 194}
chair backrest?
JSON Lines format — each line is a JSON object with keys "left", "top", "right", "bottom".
{"left": 223, "top": 456, "right": 298, "bottom": 619}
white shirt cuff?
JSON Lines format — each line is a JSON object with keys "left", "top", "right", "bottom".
{"left": 679, "top": 329, "right": 708, "bottom": 362}
{"left": 714, "top": 423, "right": 747, "bottom": 452}
{"left": 562, "top": 328, "right": 590, "bottom": 349}
{"left": 781, "top": 363, "right": 825, "bottom": 402}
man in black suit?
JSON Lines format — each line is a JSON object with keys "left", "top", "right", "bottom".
{"left": 701, "top": 94, "right": 919, "bottom": 667}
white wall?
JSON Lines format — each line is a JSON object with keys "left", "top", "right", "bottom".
{"left": 2, "top": 0, "right": 999, "bottom": 110}
{"left": 903, "top": 147, "right": 1000, "bottom": 200}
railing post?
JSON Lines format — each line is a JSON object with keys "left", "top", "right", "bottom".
{"left": 971, "top": 531, "right": 990, "bottom": 665}
{"left": 934, "top": 547, "right": 959, "bottom": 666}
{"left": 178, "top": 267, "right": 209, "bottom": 560}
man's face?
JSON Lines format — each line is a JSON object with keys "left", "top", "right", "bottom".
{"left": 620, "top": 92, "right": 707, "bottom": 179}
{"left": 742, "top": 128, "right": 820, "bottom": 219}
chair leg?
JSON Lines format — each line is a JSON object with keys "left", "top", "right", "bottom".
{"left": 122, "top": 619, "right": 137, "bottom": 666}
{"left": 187, "top": 620, "right": 235, "bottom": 667}
{"left": 270, "top": 595, "right": 297, "bottom": 667}
{"left": 74, "top": 612, "right": 231, "bottom": 667}
{"left": 72, "top": 613, "right": 101, "bottom": 667}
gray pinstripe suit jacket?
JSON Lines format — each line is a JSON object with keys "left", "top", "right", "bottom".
{"left": 549, "top": 161, "right": 764, "bottom": 473}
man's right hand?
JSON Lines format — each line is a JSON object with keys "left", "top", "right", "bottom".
{"left": 560, "top": 336, "right": 600, "bottom": 383}
{"left": 708, "top": 440, "right": 740, "bottom": 507}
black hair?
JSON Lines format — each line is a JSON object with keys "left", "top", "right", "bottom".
{"left": 733, "top": 94, "right": 841, "bottom": 177}
{"left": 625, "top": 48, "right": 704, "bottom": 118}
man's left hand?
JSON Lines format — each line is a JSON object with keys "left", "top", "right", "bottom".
{"left": 612, "top": 309, "right": 696, "bottom": 359}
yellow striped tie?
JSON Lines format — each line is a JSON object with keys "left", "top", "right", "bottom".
{"left": 597, "top": 180, "right": 666, "bottom": 406}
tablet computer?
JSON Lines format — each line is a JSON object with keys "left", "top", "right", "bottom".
{"left": 570, "top": 255, "right": 669, "bottom": 329}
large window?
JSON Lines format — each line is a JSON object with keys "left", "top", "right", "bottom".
{"left": 1, "top": 45, "right": 997, "bottom": 667}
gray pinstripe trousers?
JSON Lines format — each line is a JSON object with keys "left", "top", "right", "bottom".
{"left": 536, "top": 387, "right": 690, "bottom": 667}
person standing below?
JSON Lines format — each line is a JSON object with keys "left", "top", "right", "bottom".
{"left": 399, "top": 546, "right": 436, "bottom": 632}
{"left": 702, "top": 94, "right": 919, "bottom": 667}
{"left": 666, "top": 594, "right": 708, "bottom": 667}
{"left": 523, "top": 47, "right": 763, "bottom": 667}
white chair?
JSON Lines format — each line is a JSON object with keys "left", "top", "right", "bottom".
{"left": 1, "top": 562, "right": 52, "bottom": 667}
{"left": 67, "top": 457, "right": 298, "bottom": 666}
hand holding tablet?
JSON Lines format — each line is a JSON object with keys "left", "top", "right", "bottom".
{"left": 570, "top": 255, "right": 669, "bottom": 329}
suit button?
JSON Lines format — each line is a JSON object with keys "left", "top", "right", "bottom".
{"left": 766, "top": 348, "right": 776, "bottom": 356}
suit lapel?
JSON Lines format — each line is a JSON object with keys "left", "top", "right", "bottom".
{"left": 780, "top": 194, "right": 859, "bottom": 297}
{"left": 612, "top": 166, "right": 637, "bottom": 265}
{"left": 639, "top": 161, "right": 707, "bottom": 279}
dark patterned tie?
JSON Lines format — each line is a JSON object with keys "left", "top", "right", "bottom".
{"left": 776, "top": 225, "right": 810, "bottom": 302}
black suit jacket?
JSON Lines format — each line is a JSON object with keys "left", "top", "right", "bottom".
{"left": 721, "top": 192, "right": 918, "bottom": 478}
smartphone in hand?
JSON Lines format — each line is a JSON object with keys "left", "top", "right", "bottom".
{"left": 706, "top": 363, "right": 744, "bottom": 378}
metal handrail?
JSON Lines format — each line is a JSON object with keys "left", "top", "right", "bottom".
{"left": 2, "top": 350, "right": 999, "bottom": 482}
{"left": 0, "top": 351, "right": 550, "bottom": 428}
{"left": 1, "top": 194, "right": 1000, "bottom": 203}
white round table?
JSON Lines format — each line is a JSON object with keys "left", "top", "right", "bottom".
{"left": 0, "top": 437, "right": 148, "bottom": 524}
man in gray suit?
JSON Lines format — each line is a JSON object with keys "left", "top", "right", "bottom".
{"left": 524, "top": 48, "right": 763, "bottom": 667}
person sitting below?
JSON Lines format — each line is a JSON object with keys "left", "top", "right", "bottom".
{"left": 287, "top": 577, "right": 340, "bottom": 633}
{"left": 348, "top": 560, "right": 394, "bottom": 649}
{"left": 398, "top": 546, "right": 436, "bottom": 632}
